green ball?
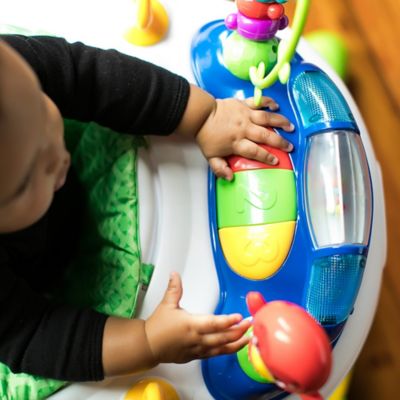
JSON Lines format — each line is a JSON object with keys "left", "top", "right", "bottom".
{"left": 305, "top": 30, "right": 349, "bottom": 79}
{"left": 223, "top": 32, "right": 278, "bottom": 81}
{"left": 237, "top": 343, "right": 271, "bottom": 383}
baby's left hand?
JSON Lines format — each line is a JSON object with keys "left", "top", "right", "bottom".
{"left": 196, "top": 96, "right": 294, "bottom": 180}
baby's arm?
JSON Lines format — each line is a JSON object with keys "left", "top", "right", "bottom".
{"left": 176, "top": 85, "right": 294, "bottom": 180}
{"left": 102, "top": 273, "right": 250, "bottom": 376}
{"left": 3, "top": 35, "right": 293, "bottom": 181}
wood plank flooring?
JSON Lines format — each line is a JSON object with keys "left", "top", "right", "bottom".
{"left": 285, "top": 1, "right": 400, "bottom": 398}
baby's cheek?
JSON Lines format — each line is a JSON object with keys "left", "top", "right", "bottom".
{"left": 25, "top": 178, "right": 55, "bottom": 226}
{"left": 43, "top": 93, "right": 64, "bottom": 144}
{"left": 0, "top": 181, "right": 54, "bottom": 233}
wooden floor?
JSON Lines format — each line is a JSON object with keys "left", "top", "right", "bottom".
{"left": 285, "top": 1, "right": 400, "bottom": 398}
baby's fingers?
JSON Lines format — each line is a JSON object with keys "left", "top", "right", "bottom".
{"left": 245, "top": 96, "right": 279, "bottom": 111}
{"left": 193, "top": 332, "right": 250, "bottom": 359}
{"left": 207, "top": 334, "right": 250, "bottom": 357}
{"left": 246, "top": 126, "right": 293, "bottom": 153}
{"left": 200, "top": 320, "right": 251, "bottom": 348}
{"left": 251, "top": 109, "right": 294, "bottom": 132}
{"left": 233, "top": 138, "right": 280, "bottom": 166}
{"left": 196, "top": 313, "right": 245, "bottom": 334}
{"left": 209, "top": 157, "right": 234, "bottom": 181}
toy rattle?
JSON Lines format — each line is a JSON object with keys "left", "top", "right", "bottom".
{"left": 246, "top": 291, "right": 332, "bottom": 399}
{"left": 223, "top": 0, "right": 311, "bottom": 105}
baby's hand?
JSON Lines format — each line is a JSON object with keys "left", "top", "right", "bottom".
{"left": 144, "top": 272, "right": 251, "bottom": 364}
{"left": 196, "top": 96, "right": 294, "bottom": 180}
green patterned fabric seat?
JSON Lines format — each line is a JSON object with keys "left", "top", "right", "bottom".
{"left": 0, "top": 120, "right": 152, "bottom": 399}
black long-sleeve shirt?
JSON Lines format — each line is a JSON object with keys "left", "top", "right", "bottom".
{"left": 0, "top": 35, "right": 190, "bottom": 381}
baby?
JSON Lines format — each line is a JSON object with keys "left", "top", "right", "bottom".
{"left": 0, "top": 35, "right": 293, "bottom": 382}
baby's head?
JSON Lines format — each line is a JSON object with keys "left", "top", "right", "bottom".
{"left": 0, "top": 40, "right": 70, "bottom": 233}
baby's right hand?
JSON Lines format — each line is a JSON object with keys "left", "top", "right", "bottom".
{"left": 195, "top": 95, "right": 294, "bottom": 181}
{"left": 144, "top": 272, "right": 251, "bottom": 364}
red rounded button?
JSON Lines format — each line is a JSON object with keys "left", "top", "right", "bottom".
{"left": 237, "top": 0, "right": 272, "bottom": 19}
{"left": 227, "top": 144, "right": 293, "bottom": 172}
{"left": 267, "top": 4, "right": 285, "bottom": 20}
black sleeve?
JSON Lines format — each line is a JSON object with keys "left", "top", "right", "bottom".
{"left": 1, "top": 34, "right": 190, "bottom": 136}
{"left": 0, "top": 247, "right": 107, "bottom": 381}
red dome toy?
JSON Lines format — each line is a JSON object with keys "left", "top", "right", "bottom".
{"left": 247, "top": 291, "right": 332, "bottom": 399}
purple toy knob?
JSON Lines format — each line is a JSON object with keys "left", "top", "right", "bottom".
{"left": 225, "top": 13, "right": 238, "bottom": 31}
{"left": 235, "top": 11, "right": 284, "bottom": 41}
{"left": 279, "top": 15, "right": 289, "bottom": 30}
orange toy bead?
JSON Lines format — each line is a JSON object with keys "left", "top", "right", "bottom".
{"left": 267, "top": 4, "right": 285, "bottom": 20}
{"left": 236, "top": 0, "right": 272, "bottom": 19}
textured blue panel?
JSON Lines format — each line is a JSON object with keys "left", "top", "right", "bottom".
{"left": 292, "top": 71, "right": 355, "bottom": 128}
{"left": 306, "top": 254, "right": 366, "bottom": 325}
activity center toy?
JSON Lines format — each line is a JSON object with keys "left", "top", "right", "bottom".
{"left": 0, "top": 0, "right": 387, "bottom": 399}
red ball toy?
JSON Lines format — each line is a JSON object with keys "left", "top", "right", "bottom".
{"left": 247, "top": 292, "right": 332, "bottom": 398}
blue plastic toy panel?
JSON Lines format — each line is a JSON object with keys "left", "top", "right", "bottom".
{"left": 191, "top": 20, "right": 373, "bottom": 400}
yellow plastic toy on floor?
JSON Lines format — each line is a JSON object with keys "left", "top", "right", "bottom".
{"left": 328, "top": 372, "right": 352, "bottom": 400}
{"left": 125, "top": 0, "right": 169, "bottom": 46}
{"left": 124, "top": 378, "right": 180, "bottom": 400}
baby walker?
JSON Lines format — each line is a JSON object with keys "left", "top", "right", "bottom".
{"left": 0, "top": 1, "right": 387, "bottom": 399}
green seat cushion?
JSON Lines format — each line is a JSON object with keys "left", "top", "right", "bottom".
{"left": 0, "top": 120, "right": 152, "bottom": 399}
{"left": 61, "top": 120, "right": 153, "bottom": 318}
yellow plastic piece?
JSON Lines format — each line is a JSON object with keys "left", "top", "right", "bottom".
{"left": 219, "top": 221, "right": 296, "bottom": 280}
{"left": 137, "top": 0, "right": 151, "bottom": 29}
{"left": 124, "top": 378, "right": 180, "bottom": 400}
{"left": 249, "top": 345, "right": 275, "bottom": 382}
{"left": 125, "top": 0, "right": 169, "bottom": 46}
{"left": 328, "top": 372, "right": 352, "bottom": 400}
